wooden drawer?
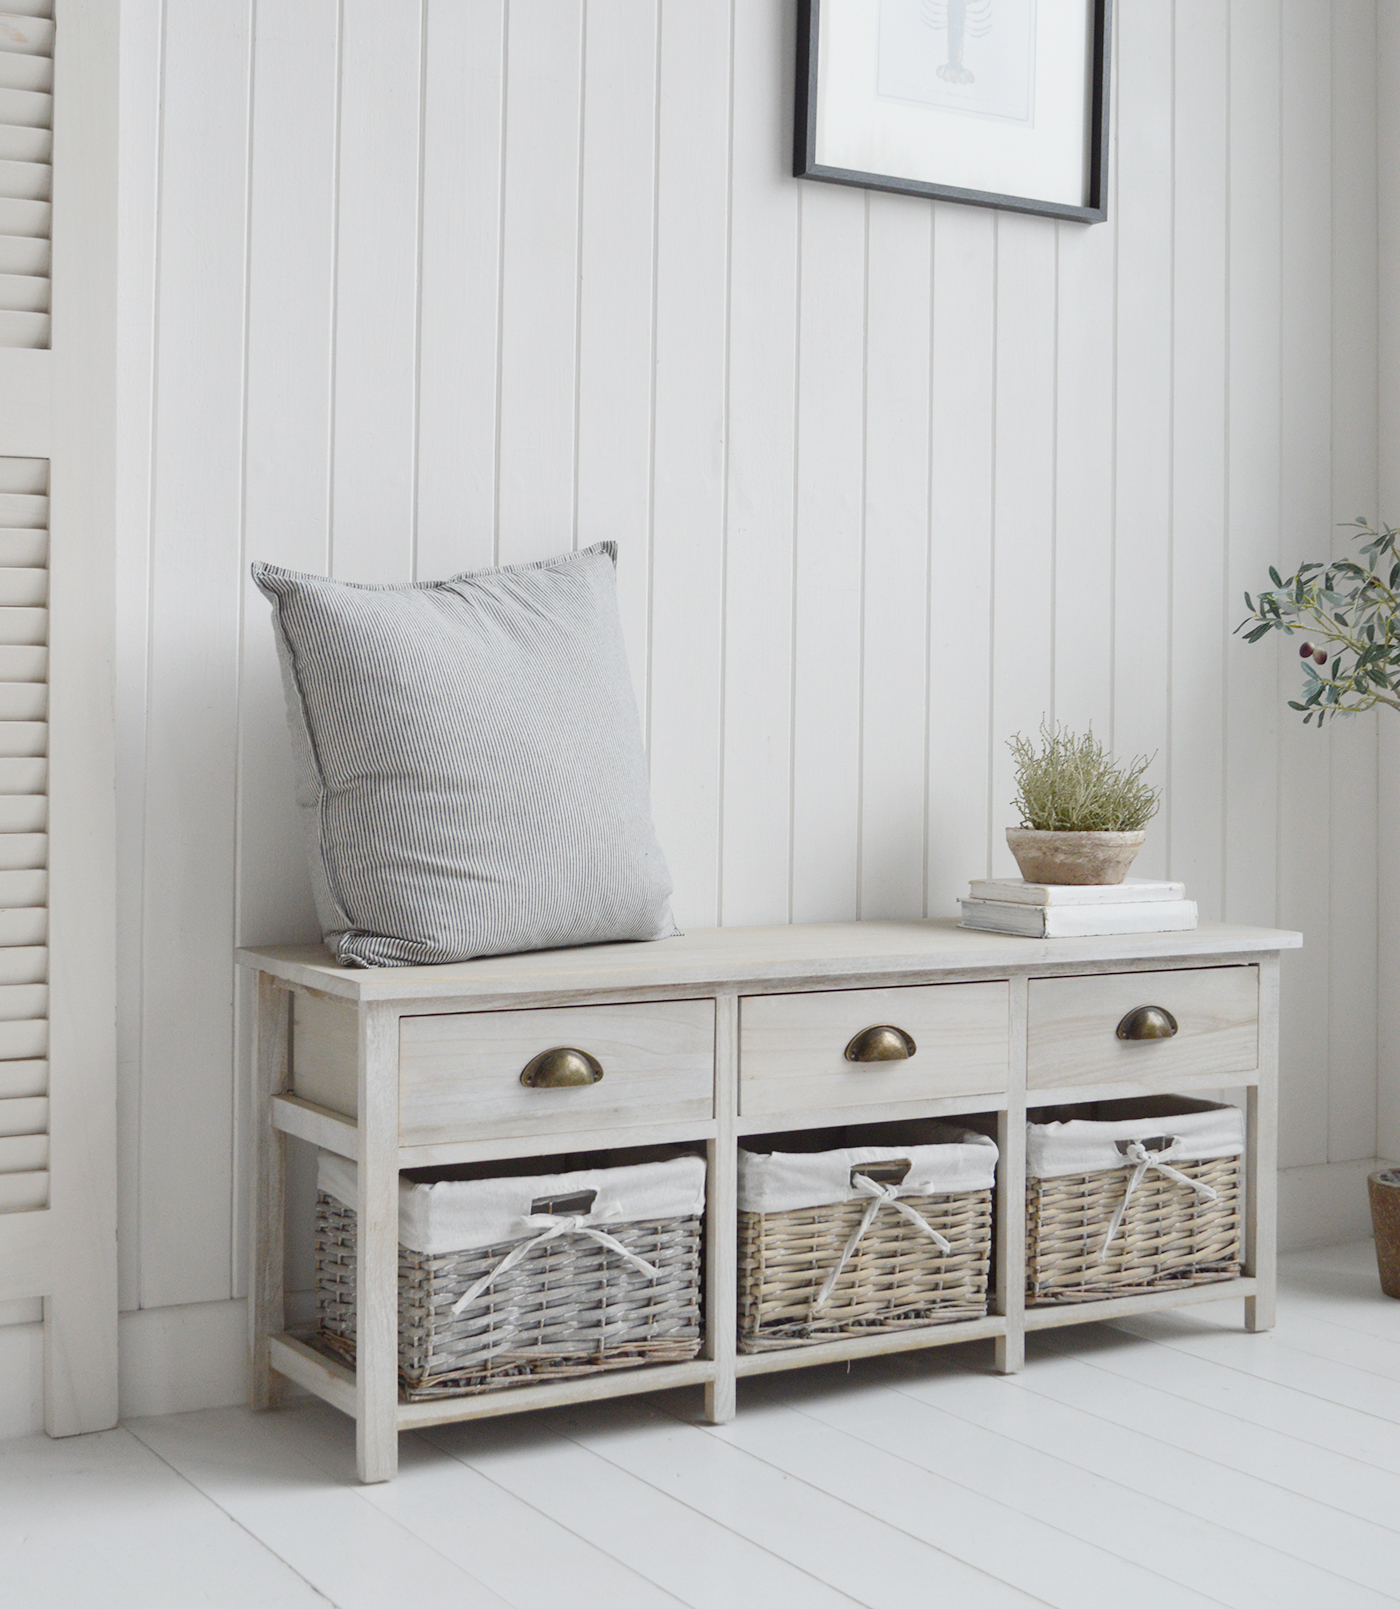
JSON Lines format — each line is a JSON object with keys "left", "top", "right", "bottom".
{"left": 1027, "top": 965, "right": 1259, "bottom": 1091}
{"left": 738, "top": 981, "right": 1010, "bottom": 1119}
{"left": 397, "top": 998, "right": 715, "bottom": 1144}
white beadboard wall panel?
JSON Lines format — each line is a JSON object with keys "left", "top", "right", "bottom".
{"left": 1223, "top": 0, "right": 1282, "bottom": 939}
{"left": 721, "top": 0, "right": 797, "bottom": 929}
{"left": 414, "top": 0, "right": 504, "bottom": 583}
{"left": 329, "top": 0, "right": 422, "bottom": 584}
{"left": 1326, "top": 0, "right": 1380, "bottom": 1165}
{"left": 1109, "top": 0, "right": 1173, "bottom": 887}
{"left": 789, "top": 180, "right": 864, "bottom": 925}
{"left": 111, "top": 0, "right": 1384, "bottom": 1318}
{"left": 573, "top": 0, "right": 656, "bottom": 718}
{"left": 988, "top": 213, "right": 1057, "bottom": 883}
{"left": 495, "top": 0, "right": 583, "bottom": 567}
{"left": 1170, "top": 0, "right": 1229, "bottom": 923}
{"left": 924, "top": 203, "right": 996, "bottom": 919}
{"left": 1277, "top": 0, "right": 1339, "bottom": 1171}
{"left": 646, "top": 0, "right": 731, "bottom": 931}
{"left": 135, "top": 0, "right": 250, "bottom": 1310}
{"left": 860, "top": 194, "right": 930, "bottom": 922}
{"left": 1381, "top": 0, "right": 1400, "bottom": 1168}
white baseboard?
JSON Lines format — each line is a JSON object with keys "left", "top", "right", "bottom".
{"left": 117, "top": 1297, "right": 251, "bottom": 1419}
{"left": 1278, "top": 1156, "right": 1394, "bottom": 1251}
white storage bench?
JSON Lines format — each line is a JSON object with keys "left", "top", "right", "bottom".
{"left": 240, "top": 917, "right": 1299, "bottom": 1483}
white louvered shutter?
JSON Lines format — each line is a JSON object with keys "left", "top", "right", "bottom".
{"left": 0, "top": 453, "right": 45, "bottom": 1211}
{"left": 0, "top": 5, "right": 53, "bottom": 351}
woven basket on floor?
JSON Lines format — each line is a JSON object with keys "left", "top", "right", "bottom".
{"left": 313, "top": 1153, "right": 704, "bottom": 1399}
{"left": 736, "top": 1128, "right": 996, "bottom": 1350}
{"left": 1026, "top": 1098, "right": 1243, "bottom": 1305}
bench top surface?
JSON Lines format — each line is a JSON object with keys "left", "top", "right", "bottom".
{"left": 238, "top": 918, "right": 1303, "bottom": 1006}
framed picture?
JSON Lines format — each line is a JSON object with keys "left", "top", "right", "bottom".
{"left": 795, "top": 0, "right": 1112, "bottom": 224}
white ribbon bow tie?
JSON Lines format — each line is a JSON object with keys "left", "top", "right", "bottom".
{"left": 814, "top": 1174, "right": 953, "bottom": 1313}
{"left": 450, "top": 1207, "right": 661, "bottom": 1317}
{"left": 1097, "top": 1138, "right": 1219, "bottom": 1263}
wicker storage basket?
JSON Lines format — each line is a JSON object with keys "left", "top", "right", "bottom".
{"left": 736, "top": 1125, "right": 997, "bottom": 1350}
{"left": 1026, "top": 1096, "right": 1243, "bottom": 1305}
{"left": 314, "top": 1150, "right": 705, "bottom": 1399}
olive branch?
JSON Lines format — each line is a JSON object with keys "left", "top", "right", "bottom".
{"left": 1237, "top": 519, "right": 1400, "bottom": 725}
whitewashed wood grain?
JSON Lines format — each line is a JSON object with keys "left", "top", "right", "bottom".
{"left": 414, "top": 0, "right": 503, "bottom": 580}
{"left": 1111, "top": 0, "right": 1173, "bottom": 886}
{"left": 398, "top": 997, "right": 715, "bottom": 1144}
{"left": 1326, "top": 0, "right": 1380, "bottom": 1167}
{"left": 720, "top": 0, "right": 797, "bottom": 929}
{"left": 925, "top": 202, "right": 996, "bottom": 920}
{"left": 738, "top": 979, "right": 1010, "bottom": 1117}
{"left": 860, "top": 194, "right": 931, "bottom": 922}
{"left": 1027, "top": 964, "right": 1259, "bottom": 1089}
{"left": 330, "top": 0, "right": 421, "bottom": 584}
{"left": 645, "top": 0, "right": 731, "bottom": 931}
{"left": 137, "top": 0, "right": 250, "bottom": 1310}
{"left": 495, "top": 0, "right": 582, "bottom": 568}
{"left": 1277, "top": 0, "right": 1335, "bottom": 1171}
{"left": 790, "top": 182, "right": 864, "bottom": 923}
{"left": 574, "top": 0, "right": 658, "bottom": 721}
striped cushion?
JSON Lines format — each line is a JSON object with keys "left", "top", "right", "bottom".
{"left": 252, "top": 543, "right": 677, "bottom": 967}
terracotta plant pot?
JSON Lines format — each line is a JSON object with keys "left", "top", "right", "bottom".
{"left": 1370, "top": 1169, "right": 1400, "bottom": 1299}
{"left": 1005, "top": 828, "right": 1147, "bottom": 886}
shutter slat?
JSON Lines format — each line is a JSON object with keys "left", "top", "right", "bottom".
{"left": 0, "top": 234, "right": 46, "bottom": 275}
{"left": 0, "top": 270, "right": 45, "bottom": 313}
{"left": 0, "top": 457, "right": 44, "bottom": 493}
{"left": 0, "top": 55, "right": 50, "bottom": 97}
{"left": 0, "top": 1132, "right": 46, "bottom": 1172}
{"left": 0, "top": 123, "right": 47, "bottom": 162}
{"left": 0, "top": 14, "right": 53, "bottom": 53}
{"left": 0, "top": 608, "right": 44, "bottom": 646}
{"left": 0, "top": 1092, "right": 43, "bottom": 1134}
{"left": 0, "top": 887, "right": 42, "bottom": 931}
{"left": 0, "top": 867, "right": 43, "bottom": 906}
{"left": 0, "top": 490, "right": 44, "bottom": 522}
{"left": 0, "top": 1057, "right": 42, "bottom": 1097}
{"left": 0, "top": 944, "right": 42, "bottom": 981}
{"left": 0, "top": 832, "right": 42, "bottom": 868}
{"left": 0, "top": 88, "right": 46, "bottom": 129}
{"left": 0, "top": 155, "right": 45, "bottom": 201}
{"left": 0, "top": 532, "right": 45, "bottom": 567}
{"left": 0, "top": 645, "right": 44, "bottom": 680}
{"left": 0, "top": 306, "right": 43, "bottom": 345}
{"left": 0, "top": 1170, "right": 45, "bottom": 1210}
{"left": 0, "top": 982, "right": 45, "bottom": 1019}
{"left": 0, "top": 567, "right": 44, "bottom": 604}
{"left": 0, "top": 757, "right": 43, "bottom": 791}
{"left": 0, "top": 720, "right": 44, "bottom": 756}
{"left": 0, "top": 685, "right": 43, "bottom": 721}
{"left": 0, "top": 793, "right": 42, "bottom": 828}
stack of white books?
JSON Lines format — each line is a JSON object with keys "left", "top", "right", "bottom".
{"left": 958, "top": 877, "right": 1197, "bottom": 938}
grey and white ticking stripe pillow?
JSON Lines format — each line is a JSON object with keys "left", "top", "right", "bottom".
{"left": 252, "top": 543, "right": 678, "bottom": 968}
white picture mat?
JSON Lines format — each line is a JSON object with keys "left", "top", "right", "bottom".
{"left": 814, "top": 0, "right": 1094, "bottom": 207}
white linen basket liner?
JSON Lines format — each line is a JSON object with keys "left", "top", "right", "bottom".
{"left": 1027, "top": 1096, "right": 1244, "bottom": 1181}
{"left": 317, "top": 1152, "right": 706, "bottom": 1256}
{"left": 738, "top": 1125, "right": 997, "bottom": 1214}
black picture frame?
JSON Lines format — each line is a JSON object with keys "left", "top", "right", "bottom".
{"left": 794, "top": 0, "right": 1112, "bottom": 225}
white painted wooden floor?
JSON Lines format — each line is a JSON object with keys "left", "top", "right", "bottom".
{"left": 4, "top": 1241, "right": 1398, "bottom": 1608}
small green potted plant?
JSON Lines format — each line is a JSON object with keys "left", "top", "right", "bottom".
{"left": 1238, "top": 516, "right": 1400, "bottom": 1299}
{"left": 1005, "top": 723, "right": 1162, "bottom": 885}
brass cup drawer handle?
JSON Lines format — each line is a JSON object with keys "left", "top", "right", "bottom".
{"left": 1116, "top": 1005, "right": 1179, "bottom": 1041}
{"left": 844, "top": 1024, "right": 917, "bottom": 1063}
{"left": 520, "top": 1047, "right": 604, "bottom": 1088}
